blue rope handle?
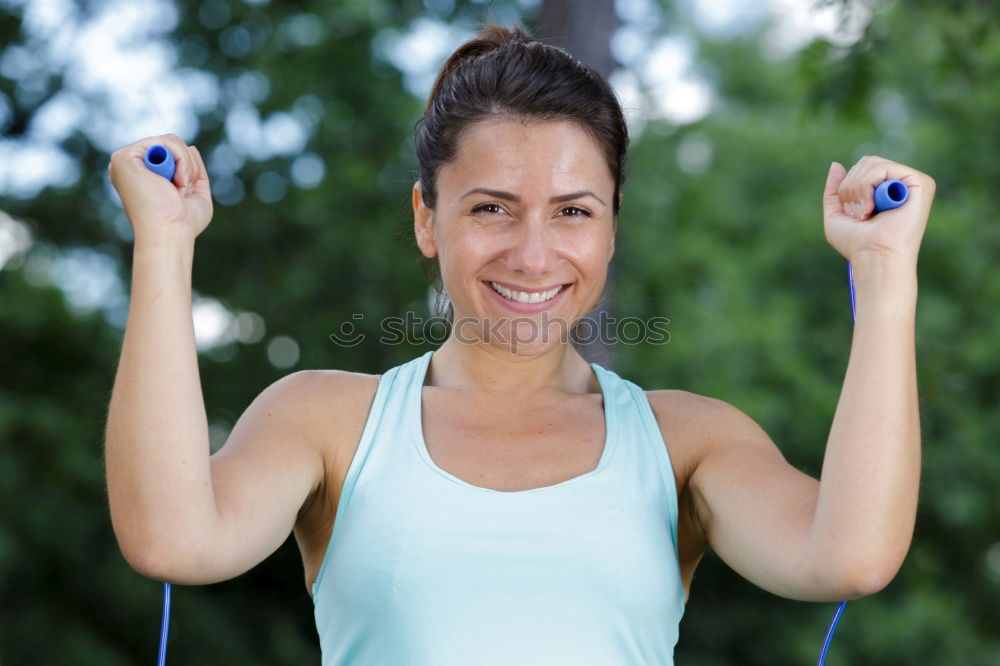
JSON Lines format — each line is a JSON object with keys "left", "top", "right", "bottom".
{"left": 818, "top": 178, "right": 908, "bottom": 666}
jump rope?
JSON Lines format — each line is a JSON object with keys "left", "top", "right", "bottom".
{"left": 141, "top": 145, "right": 909, "bottom": 665}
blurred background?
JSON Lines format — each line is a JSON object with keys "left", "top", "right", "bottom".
{"left": 1, "top": 0, "right": 997, "bottom": 663}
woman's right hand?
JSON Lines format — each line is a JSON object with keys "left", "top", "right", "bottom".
{"left": 108, "top": 134, "right": 214, "bottom": 240}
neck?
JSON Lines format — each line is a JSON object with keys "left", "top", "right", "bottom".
{"left": 428, "top": 337, "right": 597, "bottom": 395}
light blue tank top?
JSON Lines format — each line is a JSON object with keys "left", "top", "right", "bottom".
{"left": 312, "top": 349, "right": 686, "bottom": 665}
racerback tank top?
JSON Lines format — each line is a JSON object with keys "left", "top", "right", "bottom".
{"left": 312, "top": 349, "right": 686, "bottom": 665}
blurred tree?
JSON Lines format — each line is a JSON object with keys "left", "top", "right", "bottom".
{"left": 617, "top": 2, "right": 1000, "bottom": 664}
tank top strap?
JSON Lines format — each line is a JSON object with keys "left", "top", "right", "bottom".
{"left": 620, "top": 375, "right": 681, "bottom": 549}
{"left": 587, "top": 363, "right": 681, "bottom": 550}
{"left": 309, "top": 357, "right": 409, "bottom": 599}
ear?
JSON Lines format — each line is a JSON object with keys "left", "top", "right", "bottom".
{"left": 413, "top": 180, "right": 437, "bottom": 259}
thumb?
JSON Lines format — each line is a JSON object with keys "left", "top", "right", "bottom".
{"left": 822, "top": 161, "right": 847, "bottom": 219}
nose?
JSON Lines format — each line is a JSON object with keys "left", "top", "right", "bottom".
{"left": 505, "top": 218, "right": 559, "bottom": 278}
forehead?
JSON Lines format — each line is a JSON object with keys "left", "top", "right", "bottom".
{"left": 438, "top": 117, "right": 611, "bottom": 196}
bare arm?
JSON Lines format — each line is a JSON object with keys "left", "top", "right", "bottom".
{"left": 683, "top": 157, "right": 933, "bottom": 601}
{"left": 807, "top": 255, "right": 919, "bottom": 594}
{"left": 808, "top": 157, "right": 931, "bottom": 593}
{"left": 103, "top": 135, "right": 325, "bottom": 583}
{"left": 686, "top": 266, "right": 918, "bottom": 602}
{"left": 103, "top": 221, "right": 218, "bottom": 577}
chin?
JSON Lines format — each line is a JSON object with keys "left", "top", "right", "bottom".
{"left": 479, "top": 310, "right": 577, "bottom": 355}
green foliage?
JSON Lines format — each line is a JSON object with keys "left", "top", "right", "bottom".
{"left": 617, "top": 3, "right": 1000, "bottom": 663}
{"left": 1, "top": 0, "right": 996, "bottom": 663}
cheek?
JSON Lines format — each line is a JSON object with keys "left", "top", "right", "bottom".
{"left": 562, "top": 227, "right": 613, "bottom": 265}
{"left": 435, "top": 231, "right": 485, "bottom": 287}
{"left": 439, "top": 225, "right": 499, "bottom": 264}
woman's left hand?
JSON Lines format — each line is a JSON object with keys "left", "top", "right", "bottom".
{"left": 822, "top": 155, "right": 936, "bottom": 266}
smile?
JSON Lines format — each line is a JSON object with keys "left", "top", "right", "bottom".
{"left": 489, "top": 281, "right": 564, "bottom": 304}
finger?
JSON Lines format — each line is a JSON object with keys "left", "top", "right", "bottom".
{"left": 183, "top": 144, "right": 198, "bottom": 190}
{"left": 838, "top": 156, "right": 885, "bottom": 219}
{"left": 836, "top": 156, "right": 869, "bottom": 208}
{"left": 852, "top": 158, "right": 899, "bottom": 218}
{"left": 189, "top": 145, "right": 208, "bottom": 186}
{"left": 822, "top": 161, "right": 848, "bottom": 220}
{"left": 190, "top": 146, "right": 214, "bottom": 218}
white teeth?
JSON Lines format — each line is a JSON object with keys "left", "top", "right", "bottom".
{"left": 490, "top": 281, "right": 564, "bottom": 304}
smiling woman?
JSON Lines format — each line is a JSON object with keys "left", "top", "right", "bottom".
{"left": 310, "top": 19, "right": 929, "bottom": 665}
{"left": 413, "top": 117, "right": 616, "bottom": 347}
{"left": 412, "top": 22, "right": 627, "bottom": 327}
{"left": 104, "top": 14, "right": 932, "bottom": 666}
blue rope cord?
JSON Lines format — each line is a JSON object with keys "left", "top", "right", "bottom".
{"left": 813, "top": 260, "right": 857, "bottom": 666}
{"left": 158, "top": 582, "right": 171, "bottom": 665}
{"left": 818, "top": 600, "right": 849, "bottom": 665}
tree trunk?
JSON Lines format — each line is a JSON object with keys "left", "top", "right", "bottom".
{"left": 534, "top": 0, "right": 619, "bottom": 370}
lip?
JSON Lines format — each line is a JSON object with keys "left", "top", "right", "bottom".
{"left": 482, "top": 280, "right": 572, "bottom": 314}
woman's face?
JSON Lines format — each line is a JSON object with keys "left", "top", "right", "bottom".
{"left": 413, "top": 117, "right": 617, "bottom": 355}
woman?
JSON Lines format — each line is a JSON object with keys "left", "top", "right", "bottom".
{"left": 104, "top": 22, "right": 934, "bottom": 665}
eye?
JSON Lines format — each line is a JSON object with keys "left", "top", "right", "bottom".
{"left": 471, "top": 203, "right": 505, "bottom": 216}
{"left": 560, "top": 206, "right": 592, "bottom": 218}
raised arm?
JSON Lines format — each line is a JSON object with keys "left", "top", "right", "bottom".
{"left": 103, "top": 135, "right": 324, "bottom": 584}
{"left": 681, "top": 156, "right": 933, "bottom": 602}
{"left": 808, "top": 157, "right": 932, "bottom": 591}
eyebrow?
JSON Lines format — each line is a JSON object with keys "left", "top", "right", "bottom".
{"left": 460, "top": 187, "right": 607, "bottom": 206}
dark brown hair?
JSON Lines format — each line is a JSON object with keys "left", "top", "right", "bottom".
{"left": 413, "top": 20, "right": 629, "bottom": 322}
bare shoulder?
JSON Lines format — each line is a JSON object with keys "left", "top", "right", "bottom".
{"left": 643, "top": 389, "right": 739, "bottom": 595}
{"left": 283, "top": 368, "right": 381, "bottom": 474}
{"left": 276, "top": 369, "right": 381, "bottom": 593}
{"left": 645, "top": 388, "right": 797, "bottom": 539}
{"left": 226, "top": 368, "right": 380, "bottom": 504}
{"left": 644, "top": 389, "right": 772, "bottom": 465}
{"left": 644, "top": 388, "right": 720, "bottom": 432}
{"left": 283, "top": 369, "right": 379, "bottom": 478}
{"left": 643, "top": 389, "right": 721, "bottom": 486}
{"left": 273, "top": 368, "right": 381, "bottom": 427}
{"left": 642, "top": 389, "right": 777, "bottom": 522}
{"left": 245, "top": 368, "right": 378, "bottom": 444}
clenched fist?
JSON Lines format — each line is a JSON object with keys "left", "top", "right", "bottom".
{"left": 108, "top": 134, "right": 213, "bottom": 241}
{"left": 823, "top": 156, "right": 935, "bottom": 267}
